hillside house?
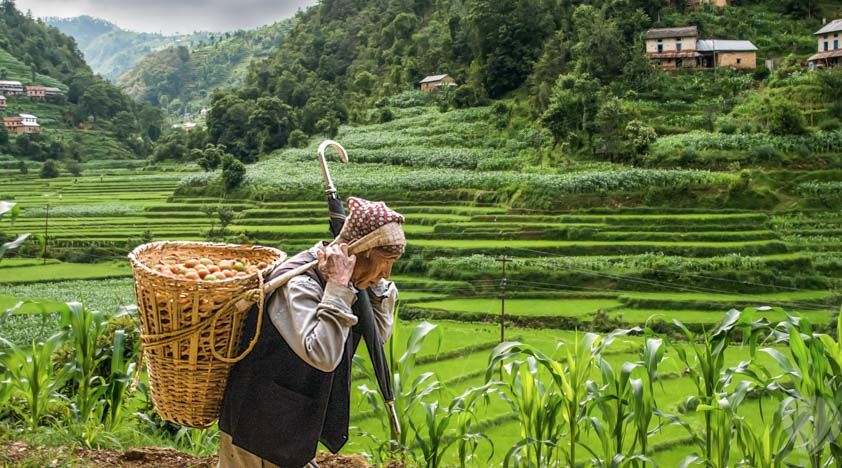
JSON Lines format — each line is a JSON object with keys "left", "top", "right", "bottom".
{"left": 645, "top": 26, "right": 757, "bottom": 70}
{"left": 688, "top": 0, "right": 728, "bottom": 8}
{"left": 697, "top": 40, "right": 758, "bottom": 69}
{"left": 645, "top": 26, "right": 701, "bottom": 70}
{"left": 25, "top": 85, "right": 46, "bottom": 98}
{"left": 44, "top": 87, "right": 62, "bottom": 96}
{"left": 0, "top": 96, "right": 6, "bottom": 109}
{"left": 0, "top": 80, "right": 23, "bottom": 95}
{"left": 419, "top": 74, "right": 457, "bottom": 92}
{"left": 3, "top": 113, "right": 41, "bottom": 134}
{"left": 808, "top": 19, "right": 842, "bottom": 68}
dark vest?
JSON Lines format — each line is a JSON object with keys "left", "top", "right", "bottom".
{"left": 219, "top": 250, "right": 360, "bottom": 468}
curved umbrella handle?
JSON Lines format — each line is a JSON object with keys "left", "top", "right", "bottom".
{"left": 317, "top": 140, "right": 349, "bottom": 195}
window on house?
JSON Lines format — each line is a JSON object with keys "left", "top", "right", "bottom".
{"left": 836, "top": 39, "right": 840, "bottom": 50}
{"left": 826, "top": 41, "right": 830, "bottom": 51}
{"left": 676, "top": 43, "right": 682, "bottom": 52}
{"left": 736, "top": 58, "right": 742, "bottom": 64}
{"left": 658, "top": 44, "right": 663, "bottom": 53}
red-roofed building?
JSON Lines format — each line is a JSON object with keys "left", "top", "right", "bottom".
{"left": 3, "top": 113, "right": 41, "bottom": 134}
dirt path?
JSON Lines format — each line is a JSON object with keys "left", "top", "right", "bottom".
{"left": 1, "top": 440, "right": 371, "bottom": 467}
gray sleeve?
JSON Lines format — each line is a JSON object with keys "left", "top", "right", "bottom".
{"left": 267, "top": 275, "right": 359, "bottom": 372}
{"left": 368, "top": 279, "right": 398, "bottom": 343}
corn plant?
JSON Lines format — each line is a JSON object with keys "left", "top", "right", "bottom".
{"left": 665, "top": 309, "right": 759, "bottom": 465}
{"left": 0, "top": 333, "right": 67, "bottom": 429}
{"left": 355, "top": 320, "right": 442, "bottom": 462}
{"left": 587, "top": 337, "right": 666, "bottom": 466}
{"left": 487, "top": 332, "right": 610, "bottom": 467}
{"left": 759, "top": 312, "right": 842, "bottom": 466}
{"left": 60, "top": 302, "right": 110, "bottom": 424}
{"left": 409, "top": 382, "right": 497, "bottom": 468}
{"left": 0, "top": 200, "right": 30, "bottom": 262}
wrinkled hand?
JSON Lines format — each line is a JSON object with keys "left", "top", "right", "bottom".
{"left": 317, "top": 243, "right": 356, "bottom": 288}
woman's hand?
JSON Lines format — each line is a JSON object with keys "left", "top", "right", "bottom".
{"left": 317, "top": 243, "right": 356, "bottom": 288}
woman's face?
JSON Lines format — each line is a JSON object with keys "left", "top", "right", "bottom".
{"left": 352, "top": 248, "right": 401, "bottom": 290}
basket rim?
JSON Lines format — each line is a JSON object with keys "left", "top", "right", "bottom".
{"left": 128, "top": 240, "right": 287, "bottom": 285}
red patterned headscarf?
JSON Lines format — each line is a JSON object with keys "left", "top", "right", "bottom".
{"left": 337, "top": 197, "right": 406, "bottom": 255}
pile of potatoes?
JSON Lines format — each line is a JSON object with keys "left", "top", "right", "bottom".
{"left": 153, "top": 255, "right": 269, "bottom": 281}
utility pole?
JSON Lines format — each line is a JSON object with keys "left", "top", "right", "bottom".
{"left": 43, "top": 202, "right": 49, "bottom": 264}
{"left": 496, "top": 249, "right": 511, "bottom": 343}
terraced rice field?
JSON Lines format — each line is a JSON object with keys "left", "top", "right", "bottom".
{"left": 1, "top": 106, "right": 840, "bottom": 464}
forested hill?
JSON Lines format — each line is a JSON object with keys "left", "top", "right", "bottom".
{"left": 0, "top": 1, "right": 161, "bottom": 164}
{"left": 117, "top": 20, "right": 292, "bottom": 117}
{"left": 199, "top": 0, "right": 840, "bottom": 164}
{"left": 46, "top": 15, "right": 212, "bottom": 81}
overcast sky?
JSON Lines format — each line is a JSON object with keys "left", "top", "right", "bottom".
{"left": 16, "top": 0, "right": 314, "bottom": 35}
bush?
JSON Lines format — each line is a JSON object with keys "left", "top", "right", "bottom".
{"left": 39, "top": 160, "right": 60, "bottom": 179}
{"left": 65, "top": 160, "right": 82, "bottom": 177}
{"left": 17, "top": 160, "right": 27, "bottom": 174}
{"left": 818, "top": 118, "right": 841, "bottom": 132}
{"left": 287, "top": 129, "right": 308, "bottom": 148}
{"left": 453, "top": 84, "right": 484, "bottom": 108}
{"left": 748, "top": 144, "right": 784, "bottom": 165}
{"left": 678, "top": 146, "right": 698, "bottom": 166}
{"left": 768, "top": 101, "right": 807, "bottom": 135}
{"left": 221, "top": 155, "right": 246, "bottom": 190}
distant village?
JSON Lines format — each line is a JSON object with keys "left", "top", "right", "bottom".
{"left": 0, "top": 80, "right": 64, "bottom": 135}
{"left": 418, "top": 12, "right": 842, "bottom": 92}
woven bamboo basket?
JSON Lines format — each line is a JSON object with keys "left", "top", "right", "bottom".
{"left": 128, "top": 241, "right": 287, "bottom": 428}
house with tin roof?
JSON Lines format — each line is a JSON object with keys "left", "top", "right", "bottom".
{"left": 808, "top": 19, "right": 842, "bottom": 68}
{"left": 419, "top": 74, "right": 457, "bottom": 92}
{"left": 645, "top": 26, "right": 758, "bottom": 70}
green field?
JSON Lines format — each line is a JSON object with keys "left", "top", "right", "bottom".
{"left": 1, "top": 100, "right": 840, "bottom": 465}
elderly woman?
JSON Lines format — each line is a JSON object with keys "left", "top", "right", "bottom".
{"left": 218, "top": 198, "right": 405, "bottom": 468}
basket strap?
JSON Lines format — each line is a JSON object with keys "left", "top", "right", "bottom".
{"left": 210, "top": 272, "right": 265, "bottom": 364}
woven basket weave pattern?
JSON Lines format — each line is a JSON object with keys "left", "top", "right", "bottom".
{"left": 129, "top": 241, "right": 286, "bottom": 428}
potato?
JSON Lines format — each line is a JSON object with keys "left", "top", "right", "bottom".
{"left": 184, "top": 271, "right": 200, "bottom": 280}
{"left": 233, "top": 261, "right": 246, "bottom": 272}
{"left": 197, "top": 269, "right": 210, "bottom": 279}
{"left": 183, "top": 259, "right": 199, "bottom": 268}
{"left": 219, "top": 260, "right": 234, "bottom": 270}
{"left": 208, "top": 265, "right": 221, "bottom": 273}
{"left": 205, "top": 274, "right": 218, "bottom": 281}
{"left": 257, "top": 261, "right": 268, "bottom": 269}
{"left": 199, "top": 258, "right": 214, "bottom": 266}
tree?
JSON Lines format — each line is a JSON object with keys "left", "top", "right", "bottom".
{"left": 111, "top": 111, "right": 137, "bottom": 139}
{"left": 221, "top": 155, "right": 246, "bottom": 191}
{"left": 17, "top": 160, "right": 27, "bottom": 174}
{"left": 197, "top": 144, "right": 224, "bottom": 172}
{"left": 65, "top": 160, "right": 82, "bottom": 177}
{"left": 469, "top": 0, "right": 554, "bottom": 97}
{"left": 39, "top": 159, "right": 59, "bottom": 178}
{"left": 247, "top": 96, "right": 296, "bottom": 154}
{"left": 571, "top": 5, "right": 629, "bottom": 83}
{"left": 626, "top": 120, "right": 657, "bottom": 156}
{"left": 595, "top": 96, "right": 629, "bottom": 161}
{"left": 540, "top": 72, "right": 601, "bottom": 153}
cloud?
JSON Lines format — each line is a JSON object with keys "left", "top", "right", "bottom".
{"left": 17, "top": 0, "right": 313, "bottom": 34}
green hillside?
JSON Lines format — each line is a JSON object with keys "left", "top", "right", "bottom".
{"left": 0, "top": 2, "right": 162, "bottom": 166}
{"left": 116, "top": 20, "right": 292, "bottom": 116}
{"left": 46, "top": 15, "right": 212, "bottom": 81}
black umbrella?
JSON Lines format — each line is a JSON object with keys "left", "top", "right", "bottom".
{"left": 317, "top": 140, "right": 401, "bottom": 436}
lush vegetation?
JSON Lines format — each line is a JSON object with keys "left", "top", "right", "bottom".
{"left": 2, "top": 0, "right": 841, "bottom": 464}
{"left": 46, "top": 15, "right": 213, "bottom": 82}
{"left": 0, "top": 2, "right": 163, "bottom": 170}
{"left": 116, "top": 20, "right": 292, "bottom": 117}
